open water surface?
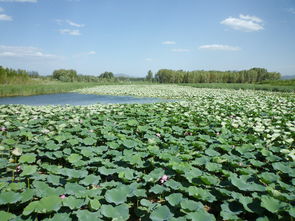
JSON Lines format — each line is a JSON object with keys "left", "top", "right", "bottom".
{"left": 0, "top": 93, "right": 170, "bottom": 106}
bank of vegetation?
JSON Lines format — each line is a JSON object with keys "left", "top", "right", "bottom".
{"left": 0, "top": 66, "right": 294, "bottom": 97}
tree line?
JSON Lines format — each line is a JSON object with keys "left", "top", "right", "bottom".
{"left": 0, "top": 66, "right": 32, "bottom": 84}
{"left": 1, "top": 65, "right": 281, "bottom": 85}
{"left": 148, "top": 68, "right": 281, "bottom": 83}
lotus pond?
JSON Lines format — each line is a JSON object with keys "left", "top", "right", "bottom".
{"left": 0, "top": 85, "right": 294, "bottom": 221}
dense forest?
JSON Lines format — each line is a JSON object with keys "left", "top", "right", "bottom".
{"left": 154, "top": 68, "right": 281, "bottom": 83}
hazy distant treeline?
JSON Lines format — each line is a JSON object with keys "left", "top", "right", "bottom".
{"left": 154, "top": 68, "right": 281, "bottom": 83}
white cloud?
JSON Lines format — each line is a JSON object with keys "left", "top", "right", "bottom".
{"left": 59, "top": 29, "right": 80, "bottom": 36}
{"left": 0, "top": 0, "right": 37, "bottom": 2}
{"left": 221, "top": 14, "right": 263, "bottom": 32}
{"left": 87, "top": 51, "right": 96, "bottom": 55}
{"left": 66, "top": 19, "right": 84, "bottom": 27}
{"left": 145, "top": 58, "right": 152, "bottom": 61}
{"left": 171, "top": 48, "right": 190, "bottom": 52}
{"left": 162, "top": 41, "right": 176, "bottom": 45}
{"left": 56, "top": 19, "right": 84, "bottom": 27}
{"left": 0, "top": 45, "right": 58, "bottom": 59}
{"left": 0, "top": 13, "right": 12, "bottom": 21}
{"left": 199, "top": 44, "right": 240, "bottom": 51}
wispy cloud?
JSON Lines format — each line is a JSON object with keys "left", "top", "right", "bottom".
{"left": 56, "top": 19, "right": 84, "bottom": 27}
{"left": 171, "top": 48, "right": 190, "bottom": 52}
{"left": 66, "top": 19, "right": 84, "bottom": 27}
{"left": 221, "top": 14, "right": 263, "bottom": 32}
{"left": 0, "top": 0, "right": 37, "bottom": 2}
{"left": 199, "top": 44, "right": 240, "bottom": 51}
{"left": 0, "top": 45, "right": 58, "bottom": 59}
{"left": 162, "top": 41, "right": 176, "bottom": 45}
{"left": 0, "top": 14, "right": 12, "bottom": 21}
{"left": 0, "top": 7, "right": 12, "bottom": 21}
{"left": 145, "top": 58, "right": 152, "bottom": 62}
{"left": 59, "top": 29, "right": 81, "bottom": 36}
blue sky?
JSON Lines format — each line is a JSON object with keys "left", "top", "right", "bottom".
{"left": 0, "top": 0, "right": 295, "bottom": 76}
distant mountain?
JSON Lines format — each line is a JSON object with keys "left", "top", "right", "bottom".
{"left": 281, "top": 75, "right": 295, "bottom": 80}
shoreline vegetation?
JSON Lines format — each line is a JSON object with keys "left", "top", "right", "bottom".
{"left": 0, "top": 66, "right": 294, "bottom": 97}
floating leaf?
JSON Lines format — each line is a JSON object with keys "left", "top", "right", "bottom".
{"left": 63, "top": 196, "right": 84, "bottom": 210}
{"left": 101, "top": 204, "right": 129, "bottom": 220}
{"left": 19, "top": 154, "right": 36, "bottom": 164}
{"left": 150, "top": 205, "right": 173, "bottom": 221}
{"left": 187, "top": 210, "right": 216, "bottom": 221}
{"left": 165, "top": 193, "right": 183, "bottom": 206}
{"left": 0, "top": 211, "right": 16, "bottom": 221}
{"left": 20, "top": 165, "right": 37, "bottom": 176}
{"left": 105, "top": 187, "right": 129, "bottom": 205}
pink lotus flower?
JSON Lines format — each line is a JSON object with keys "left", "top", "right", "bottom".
{"left": 160, "top": 175, "right": 168, "bottom": 184}
{"left": 156, "top": 133, "right": 161, "bottom": 138}
{"left": 60, "top": 194, "right": 66, "bottom": 199}
{"left": 1, "top": 127, "right": 6, "bottom": 132}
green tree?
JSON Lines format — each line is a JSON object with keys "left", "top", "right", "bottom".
{"left": 145, "top": 70, "right": 153, "bottom": 81}
{"left": 52, "top": 69, "right": 77, "bottom": 82}
{"left": 99, "top": 72, "right": 114, "bottom": 79}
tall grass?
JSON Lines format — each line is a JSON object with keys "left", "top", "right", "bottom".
{"left": 0, "top": 82, "right": 102, "bottom": 97}
{"left": 0, "top": 80, "right": 157, "bottom": 97}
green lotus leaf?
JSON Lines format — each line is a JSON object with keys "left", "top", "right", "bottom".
{"left": 23, "top": 201, "right": 39, "bottom": 216}
{"left": 229, "top": 175, "right": 265, "bottom": 192}
{"left": 74, "top": 210, "right": 102, "bottom": 221}
{"left": 261, "top": 196, "right": 282, "bottom": 213}
{"left": 0, "top": 191, "right": 21, "bottom": 205}
{"left": 62, "top": 196, "right": 85, "bottom": 210}
{"left": 79, "top": 174, "right": 101, "bottom": 186}
{"left": 101, "top": 204, "right": 129, "bottom": 220}
{"left": 205, "top": 163, "right": 222, "bottom": 172}
{"left": 149, "top": 184, "right": 166, "bottom": 194}
{"left": 186, "top": 210, "right": 216, "bottom": 221}
{"left": 89, "top": 199, "right": 101, "bottom": 211}
{"left": 165, "top": 193, "right": 183, "bottom": 206}
{"left": 19, "top": 154, "right": 36, "bottom": 164}
{"left": 20, "top": 165, "right": 37, "bottom": 176}
{"left": 289, "top": 207, "right": 295, "bottom": 218}
{"left": 35, "top": 195, "right": 62, "bottom": 214}
{"left": 7, "top": 182, "right": 26, "bottom": 191}
{"left": 83, "top": 137, "right": 96, "bottom": 145}
{"left": 122, "top": 139, "right": 137, "bottom": 148}
{"left": 65, "top": 183, "right": 85, "bottom": 195}
{"left": 105, "top": 187, "right": 129, "bottom": 205}
{"left": 45, "top": 141, "right": 60, "bottom": 150}
{"left": 20, "top": 189, "right": 35, "bottom": 203}
{"left": 47, "top": 213, "right": 72, "bottom": 221}
{"left": 200, "top": 175, "right": 220, "bottom": 185}
{"left": 150, "top": 205, "right": 173, "bottom": 221}
{"left": 180, "top": 199, "right": 204, "bottom": 211}
{"left": 5, "top": 139, "right": 16, "bottom": 145}
{"left": 67, "top": 154, "right": 82, "bottom": 163}
{"left": 0, "top": 211, "right": 16, "bottom": 221}
{"left": 188, "top": 186, "right": 216, "bottom": 202}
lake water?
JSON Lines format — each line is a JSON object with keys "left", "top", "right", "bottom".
{"left": 0, "top": 93, "right": 170, "bottom": 106}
